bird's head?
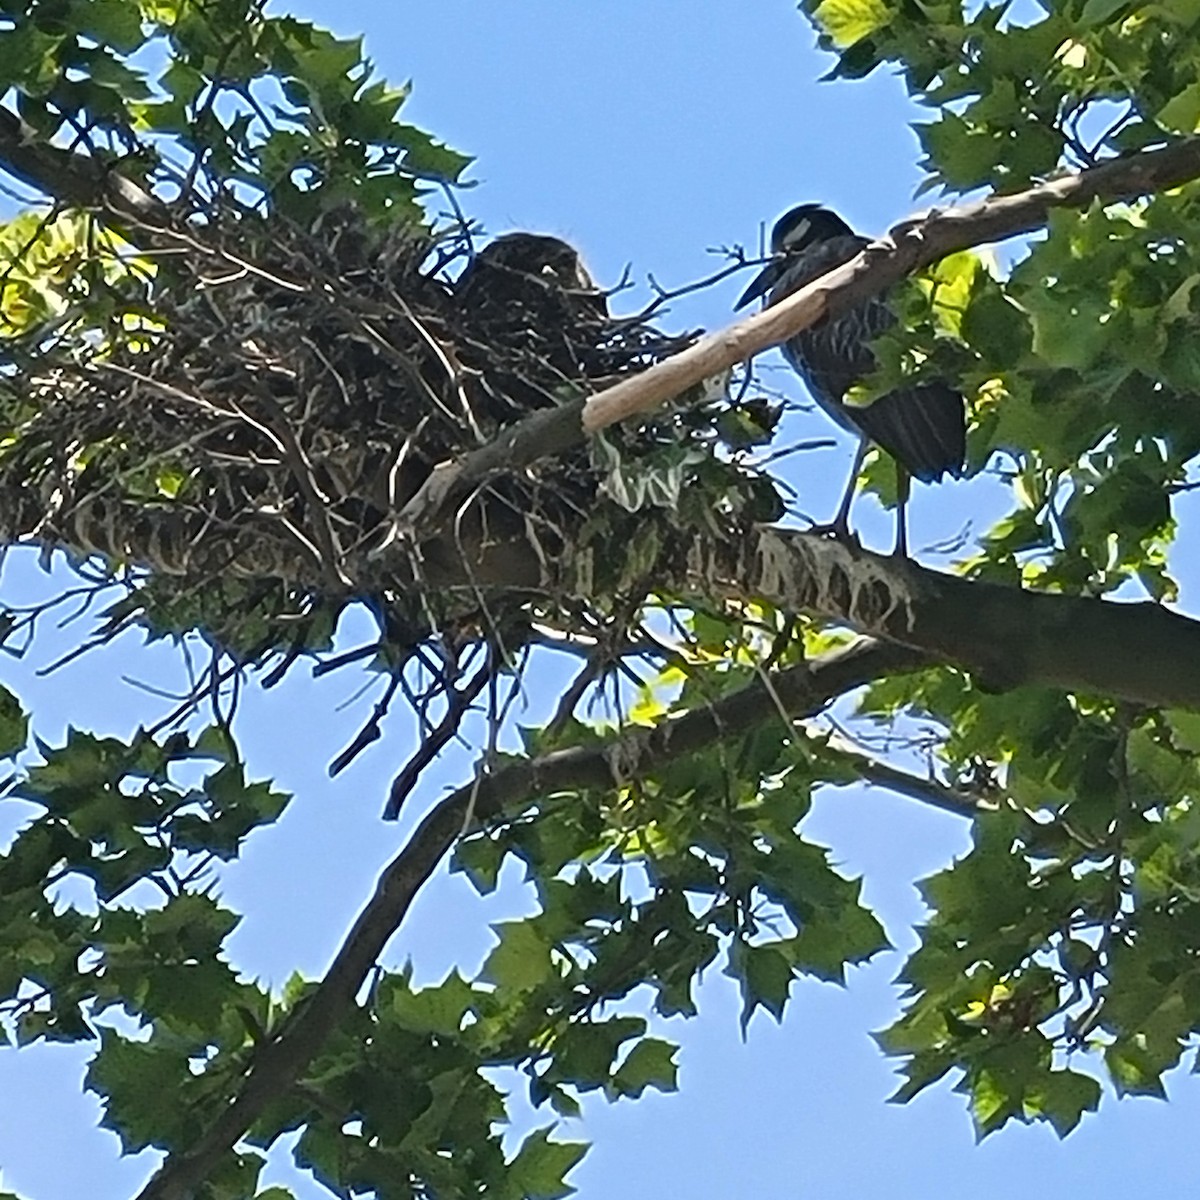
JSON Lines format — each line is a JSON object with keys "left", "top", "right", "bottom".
{"left": 472, "top": 233, "right": 597, "bottom": 292}
{"left": 455, "top": 231, "right": 607, "bottom": 326}
{"left": 735, "top": 204, "right": 856, "bottom": 310}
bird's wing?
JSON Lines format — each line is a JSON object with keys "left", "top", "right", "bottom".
{"left": 850, "top": 382, "right": 967, "bottom": 482}
{"left": 768, "top": 233, "right": 967, "bottom": 481}
{"left": 784, "top": 294, "right": 892, "bottom": 433}
{"left": 788, "top": 286, "right": 965, "bottom": 481}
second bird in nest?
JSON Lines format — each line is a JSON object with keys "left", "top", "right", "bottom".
{"left": 737, "top": 204, "right": 966, "bottom": 556}
{"left": 454, "top": 232, "right": 611, "bottom": 422}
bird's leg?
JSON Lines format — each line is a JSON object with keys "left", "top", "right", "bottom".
{"left": 893, "top": 467, "right": 912, "bottom": 558}
{"left": 809, "top": 436, "right": 868, "bottom": 540}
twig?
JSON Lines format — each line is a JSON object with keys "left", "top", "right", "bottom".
{"left": 329, "top": 670, "right": 406, "bottom": 778}
{"left": 800, "top": 727, "right": 986, "bottom": 819}
{"left": 383, "top": 657, "right": 498, "bottom": 818}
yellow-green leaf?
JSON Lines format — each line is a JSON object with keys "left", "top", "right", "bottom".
{"left": 812, "top": 0, "right": 893, "bottom": 47}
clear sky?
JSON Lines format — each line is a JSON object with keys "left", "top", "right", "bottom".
{"left": 2, "top": 2, "right": 1200, "bottom": 1197}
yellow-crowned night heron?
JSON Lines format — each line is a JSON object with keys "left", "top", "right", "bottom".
{"left": 736, "top": 204, "right": 965, "bottom": 555}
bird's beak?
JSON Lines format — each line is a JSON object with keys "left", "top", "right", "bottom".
{"left": 734, "top": 259, "right": 782, "bottom": 310}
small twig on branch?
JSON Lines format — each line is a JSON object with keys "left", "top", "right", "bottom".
{"left": 545, "top": 652, "right": 609, "bottom": 740}
{"left": 329, "top": 670, "right": 406, "bottom": 779}
{"left": 623, "top": 252, "right": 757, "bottom": 325}
{"left": 382, "top": 658, "right": 497, "bottom": 817}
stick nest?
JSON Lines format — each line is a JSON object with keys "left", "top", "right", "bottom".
{"left": 0, "top": 204, "right": 782, "bottom": 684}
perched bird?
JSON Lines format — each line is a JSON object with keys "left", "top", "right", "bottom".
{"left": 736, "top": 204, "right": 966, "bottom": 555}
{"left": 455, "top": 232, "right": 609, "bottom": 418}
{"left": 455, "top": 232, "right": 607, "bottom": 328}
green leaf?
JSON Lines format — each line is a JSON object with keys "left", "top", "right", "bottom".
{"left": 1078, "top": 0, "right": 1130, "bottom": 24}
{"left": 508, "top": 1128, "right": 589, "bottom": 1200}
{"left": 917, "top": 114, "right": 1004, "bottom": 191}
{"left": 292, "top": 1121, "right": 349, "bottom": 1194}
{"left": 395, "top": 123, "right": 472, "bottom": 181}
{"left": 387, "top": 969, "right": 477, "bottom": 1037}
{"left": 85, "top": 1029, "right": 198, "bottom": 1154}
{"left": 547, "top": 1016, "right": 645, "bottom": 1091}
{"left": 1155, "top": 0, "right": 1200, "bottom": 23}
{"left": 1164, "top": 709, "right": 1200, "bottom": 754}
{"left": 1158, "top": 82, "right": 1200, "bottom": 133}
{"left": 961, "top": 285, "right": 1032, "bottom": 366}
{"left": 194, "top": 724, "right": 239, "bottom": 763}
{"left": 1106, "top": 1040, "right": 1169, "bottom": 1098}
{"left": 193, "top": 1149, "right": 266, "bottom": 1200}
{"left": 78, "top": 0, "right": 148, "bottom": 52}
{"left": 966, "top": 1036, "right": 1054, "bottom": 1137}
{"left": 0, "top": 685, "right": 27, "bottom": 759}
{"left": 1029, "top": 1069, "right": 1102, "bottom": 1137}
{"left": 791, "top": 902, "right": 889, "bottom": 983}
{"left": 887, "top": 1048, "right": 958, "bottom": 1104}
{"left": 452, "top": 832, "right": 506, "bottom": 894}
{"left": 609, "top": 1037, "right": 680, "bottom": 1099}
{"left": 728, "top": 941, "right": 793, "bottom": 1030}
{"left": 481, "top": 920, "right": 555, "bottom": 994}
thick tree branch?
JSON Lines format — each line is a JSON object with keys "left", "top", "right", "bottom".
{"left": 133, "top": 637, "right": 925, "bottom": 1200}
{"left": 0, "top": 106, "right": 168, "bottom": 228}
{"left": 698, "top": 528, "right": 1200, "bottom": 710}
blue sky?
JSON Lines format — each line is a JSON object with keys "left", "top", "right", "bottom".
{"left": 2, "top": 2, "right": 1200, "bottom": 1197}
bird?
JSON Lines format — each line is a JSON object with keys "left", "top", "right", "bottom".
{"left": 455, "top": 232, "right": 607, "bottom": 330}
{"left": 735, "top": 204, "right": 966, "bottom": 556}
{"left": 454, "top": 232, "right": 610, "bottom": 419}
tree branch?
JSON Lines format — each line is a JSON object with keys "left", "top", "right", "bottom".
{"left": 11, "top": 470, "right": 1200, "bottom": 715}
{"left": 0, "top": 106, "right": 169, "bottom": 229}
{"left": 800, "top": 728, "right": 988, "bottom": 819}
{"left": 132, "top": 637, "right": 925, "bottom": 1200}
{"left": 383, "top": 658, "right": 497, "bottom": 818}
{"left": 698, "top": 528, "right": 1200, "bottom": 711}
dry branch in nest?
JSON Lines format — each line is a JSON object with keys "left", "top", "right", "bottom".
{"left": 0, "top": 200, "right": 783, "bottom": 755}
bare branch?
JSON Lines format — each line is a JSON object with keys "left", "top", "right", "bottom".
{"left": 801, "top": 728, "right": 987, "bottom": 819}
{"left": 382, "top": 658, "right": 498, "bottom": 818}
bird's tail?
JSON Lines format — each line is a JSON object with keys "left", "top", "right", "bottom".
{"left": 853, "top": 383, "right": 966, "bottom": 483}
